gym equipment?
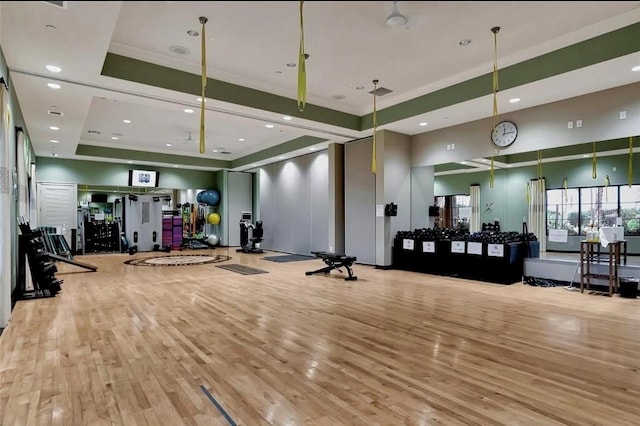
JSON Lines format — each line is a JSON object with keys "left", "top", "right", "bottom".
{"left": 46, "top": 253, "right": 98, "bottom": 272}
{"left": 200, "top": 189, "right": 220, "bottom": 206}
{"left": 123, "top": 195, "right": 163, "bottom": 252}
{"left": 207, "top": 212, "right": 221, "bottom": 225}
{"left": 153, "top": 244, "right": 171, "bottom": 253}
{"left": 305, "top": 251, "right": 358, "bottom": 281}
{"left": 237, "top": 220, "right": 264, "bottom": 254}
{"left": 206, "top": 234, "right": 219, "bottom": 246}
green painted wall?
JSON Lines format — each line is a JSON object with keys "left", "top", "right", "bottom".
{"left": 36, "top": 157, "right": 217, "bottom": 190}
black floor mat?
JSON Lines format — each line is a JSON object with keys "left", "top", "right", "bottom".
{"left": 262, "top": 254, "right": 315, "bottom": 263}
{"left": 216, "top": 264, "right": 269, "bottom": 275}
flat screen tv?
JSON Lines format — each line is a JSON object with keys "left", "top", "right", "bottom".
{"left": 128, "top": 169, "right": 160, "bottom": 188}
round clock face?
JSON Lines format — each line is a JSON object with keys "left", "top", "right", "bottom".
{"left": 491, "top": 121, "right": 518, "bottom": 147}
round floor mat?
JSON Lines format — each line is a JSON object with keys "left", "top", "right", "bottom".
{"left": 124, "top": 254, "right": 231, "bottom": 267}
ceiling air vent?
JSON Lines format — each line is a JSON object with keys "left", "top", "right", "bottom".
{"left": 43, "top": 1, "right": 67, "bottom": 8}
{"left": 88, "top": 130, "right": 101, "bottom": 135}
{"left": 369, "top": 87, "right": 393, "bottom": 96}
{"left": 48, "top": 110, "right": 63, "bottom": 116}
{"left": 220, "top": 151, "right": 232, "bottom": 155}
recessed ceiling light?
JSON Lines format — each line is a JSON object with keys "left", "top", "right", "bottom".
{"left": 187, "top": 30, "right": 199, "bottom": 37}
{"left": 49, "top": 126, "right": 59, "bottom": 131}
{"left": 265, "top": 124, "right": 275, "bottom": 128}
{"left": 47, "top": 83, "right": 61, "bottom": 89}
{"left": 184, "top": 108, "right": 194, "bottom": 114}
{"left": 166, "top": 143, "right": 172, "bottom": 147}
{"left": 252, "top": 164, "right": 258, "bottom": 167}
{"left": 283, "top": 116, "right": 292, "bottom": 121}
{"left": 51, "top": 153, "right": 58, "bottom": 157}
{"left": 309, "top": 147, "right": 316, "bottom": 151}
{"left": 460, "top": 161, "right": 467, "bottom": 165}
{"left": 49, "top": 139, "right": 59, "bottom": 143}
{"left": 112, "top": 136, "right": 119, "bottom": 140}
{"left": 583, "top": 154, "right": 590, "bottom": 158}
{"left": 481, "top": 159, "right": 488, "bottom": 162}
{"left": 196, "top": 97, "right": 207, "bottom": 102}
{"left": 238, "top": 138, "right": 245, "bottom": 142}
{"left": 507, "top": 164, "right": 513, "bottom": 168}
{"left": 286, "top": 63, "right": 296, "bottom": 68}
{"left": 173, "top": 165, "right": 179, "bottom": 168}
{"left": 45, "top": 64, "right": 61, "bottom": 73}
{"left": 169, "top": 45, "right": 190, "bottom": 55}
{"left": 279, "top": 156, "right": 285, "bottom": 159}
{"left": 632, "top": 65, "right": 640, "bottom": 72}
{"left": 127, "top": 161, "right": 133, "bottom": 164}
{"left": 459, "top": 39, "right": 472, "bottom": 46}
{"left": 509, "top": 97, "right": 521, "bottom": 103}
{"left": 212, "top": 149, "right": 218, "bottom": 153}
{"left": 419, "top": 122, "right": 428, "bottom": 126}
{"left": 123, "top": 119, "right": 131, "bottom": 124}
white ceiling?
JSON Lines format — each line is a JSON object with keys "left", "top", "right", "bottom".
{"left": 1, "top": 1, "right": 640, "bottom": 171}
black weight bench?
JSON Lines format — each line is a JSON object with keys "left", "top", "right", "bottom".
{"left": 305, "top": 251, "right": 357, "bottom": 281}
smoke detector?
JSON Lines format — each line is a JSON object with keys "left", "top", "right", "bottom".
{"left": 386, "top": 1, "right": 408, "bottom": 27}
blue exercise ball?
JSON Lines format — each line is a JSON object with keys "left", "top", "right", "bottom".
{"left": 196, "top": 191, "right": 206, "bottom": 203}
{"left": 202, "top": 189, "right": 220, "bottom": 206}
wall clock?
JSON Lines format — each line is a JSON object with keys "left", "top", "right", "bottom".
{"left": 491, "top": 120, "right": 518, "bottom": 148}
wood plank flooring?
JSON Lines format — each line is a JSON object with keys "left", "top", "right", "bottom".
{"left": 1, "top": 248, "right": 639, "bottom": 425}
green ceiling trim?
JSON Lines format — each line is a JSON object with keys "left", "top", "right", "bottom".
{"left": 101, "top": 53, "right": 360, "bottom": 130}
{"left": 75, "top": 144, "right": 231, "bottom": 168}
{"left": 434, "top": 162, "right": 478, "bottom": 172}
{"left": 231, "top": 135, "right": 327, "bottom": 168}
{"left": 361, "top": 22, "right": 640, "bottom": 129}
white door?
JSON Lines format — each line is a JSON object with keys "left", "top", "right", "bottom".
{"left": 37, "top": 182, "right": 78, "bottom": 248}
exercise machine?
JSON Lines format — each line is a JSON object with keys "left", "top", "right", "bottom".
{"left": 122, "top": 194, "right": 163, "bottom": 252}
{"left": 305, "top": 251, "right": 358, "bottom": 281}
{"left": 237, "top": 212, "right": 264, "bottom": 254}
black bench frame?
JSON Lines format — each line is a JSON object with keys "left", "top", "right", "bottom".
{"left": 305, "top": 251, "right": 357, "bottom": 281}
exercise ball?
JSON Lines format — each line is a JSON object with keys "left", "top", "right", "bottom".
{"left": 196, "top": 191, "right": 206, "bottom": 203}
{"left": 201, "top": 189, "right": 220, "bottom": 206}
{"left": 206, "top": 234, "right": 219, "bottom": 246}
{"left": 207, "top": 212, "right": 221, "bottom": 225}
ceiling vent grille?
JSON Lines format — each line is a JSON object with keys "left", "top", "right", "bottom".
{"left": 369, "top": 87, "right": 393, "bottom": 96}
{"left": 48, "top": 110, "right": 63, "bottom": 116}
{"left": 43, "top": 1, "right": 67, "bottom": 8}
{"left": 88, "top": 130, "right": 101, "bottom": 135}
{"left": 220, "top": 151, "right": 232, "bottom": 155}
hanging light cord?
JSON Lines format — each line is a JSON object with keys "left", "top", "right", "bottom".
{"left": 371, "top": 79, "right": 378, "bottom": 174}
{"left": 199, "top": 16, "right": 208, "bottom": 154}
{"left": 297, "top": 1, "right": 306, "bottom": 112}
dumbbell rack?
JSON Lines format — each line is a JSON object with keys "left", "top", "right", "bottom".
{"left": 17, "top": 221, "right": 63, "bottom": 300}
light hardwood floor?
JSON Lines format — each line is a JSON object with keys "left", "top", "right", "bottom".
{"left": 1, "top": 249, "right": 639, "bottom": 425}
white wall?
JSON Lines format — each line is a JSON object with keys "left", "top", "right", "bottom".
{"left": 259, "top": 151, "right": 329, "bottom": 255}
{"left": 227, "top": 171, "right": 253, "bottom": 246}
{"left": 345, "top": 138, "right": 376, "bottom": 264}
{"left": 411, "top": 82, "right": 640, "bottom": 167}
{"left": 411, "top": 166, "right": 435, "bottom": 230}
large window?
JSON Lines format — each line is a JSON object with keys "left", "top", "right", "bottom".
{"left": 435, "top": 194, "right": 470, "bottom": 229}
{"left": 546, "top": 184, "right": 640, "bottom": 236}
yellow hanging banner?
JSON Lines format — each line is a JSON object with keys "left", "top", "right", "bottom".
{"left": 297, "top": 1, "right": 306, "bottom": 112}
{"left": 489, "top": 26, "right": 500, "bottom": 189}
{"left": 199, "top": 16, "right": 208, "bottom": 154}
{"left": 526, "top": 181, "right": 530, "bottom": 204}
{"left": 371, "top": 79, "right": 378, "bottom": 174}
{"left": 629, "top": 136, "right": 634, "bottom": 187}
{"left": 592, "top": 142, "right": 597, "bottom": 179}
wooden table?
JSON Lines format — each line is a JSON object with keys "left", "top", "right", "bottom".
{"left": 580, "top": 240, "right": 622, "bottom": 297}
